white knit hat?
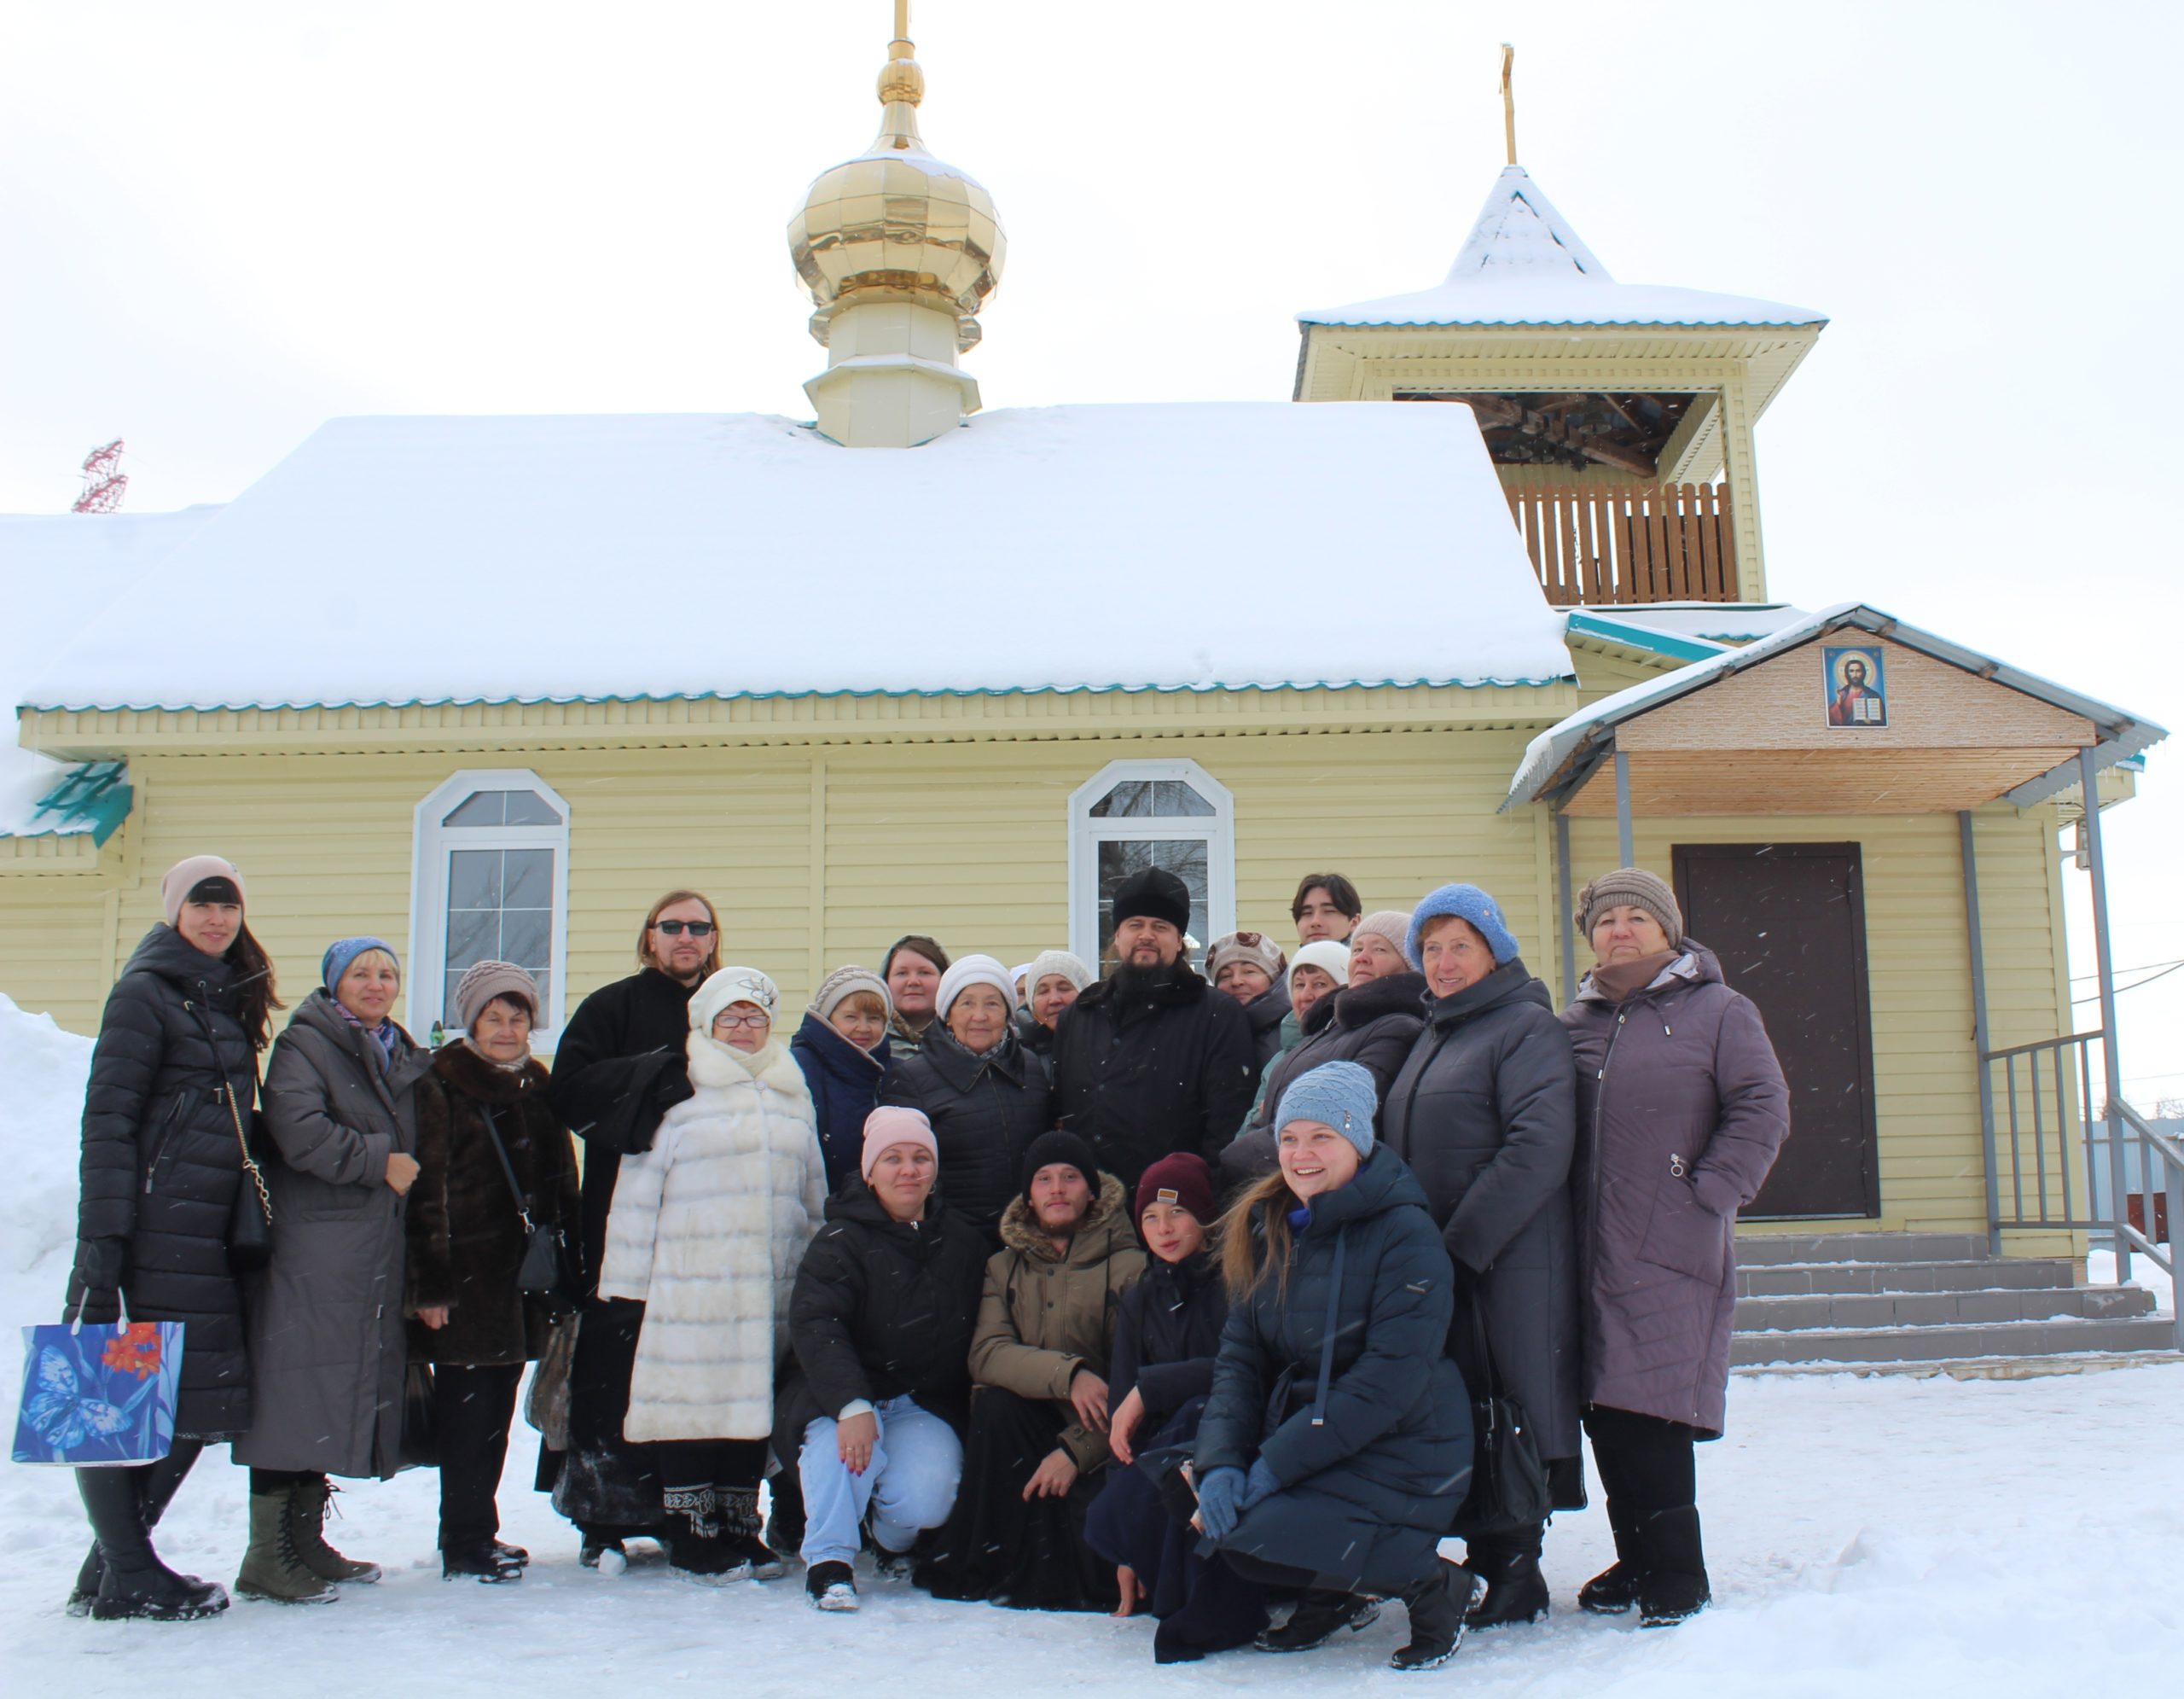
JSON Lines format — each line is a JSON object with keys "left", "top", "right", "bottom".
{"left": 1025, "top": 949, "right": 1094, "bottom": 992}
{"left": 690, "top": 965, "right": 780, "bottom": 1033}
{"left": 1288, "top": 939, "right": 1351, "bottom": 990}
{"left": 935, "top": 954, "right": 1017, "bottom": 1021}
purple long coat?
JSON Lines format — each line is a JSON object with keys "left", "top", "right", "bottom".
{"left": 1560, "top": 944, "right": 1789, "bottom": 1435}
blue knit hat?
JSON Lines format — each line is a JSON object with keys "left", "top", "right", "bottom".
{"left": 1405, "top": 884, "right": 1520, "bottom": 969}
{"left": 322, "top": 935, "right": 398, "bottom": 992}
{"left": 1275, "top": 1060, "right": 1380, "bottom": 1159}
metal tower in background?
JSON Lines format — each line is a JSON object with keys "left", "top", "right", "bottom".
{"left": 72, "top": 439, "right": 127, "bottom": 513}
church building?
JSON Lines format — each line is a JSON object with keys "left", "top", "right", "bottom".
{"left": 0, "top": 20, "right": 2165, "bottom": 1306}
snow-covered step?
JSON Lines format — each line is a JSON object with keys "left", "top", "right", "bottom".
{"left": 1738, "top": 1257, "right": 2077, "bottom": 1297}
{"left": 1734, "top": 1349, "right": 2184, "bottom": 1381}
{"left": 1731, "top": 1314, "right": 2177, "bottom": 1367}
{"left": 1734, "top": 1231, "right": 1990, "bottom": 1266}
{"left": 1734, "top": 1284, "right": 2153, "bottom": 1332}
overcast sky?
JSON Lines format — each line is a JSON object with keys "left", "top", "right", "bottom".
{"left": 4, "top": 0, "right": 2180, "bottom": 1102}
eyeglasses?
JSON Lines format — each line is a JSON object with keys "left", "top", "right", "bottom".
{"left": 712, "top": 1010, "right": 770, "bottom": 1029}
{"left": 653, "top": 920, "right": 715, "bottom": 937}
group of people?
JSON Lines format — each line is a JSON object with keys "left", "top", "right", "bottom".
{"left": 62, "top": 855, "right": 1791, "bottom": 1674}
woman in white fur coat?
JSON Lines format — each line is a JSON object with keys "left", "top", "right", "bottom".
{"left": 596, "top": 964, "right": 825, "bottom": 1585}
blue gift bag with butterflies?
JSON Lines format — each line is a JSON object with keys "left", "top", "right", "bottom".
{"left": 13, "top": 1311, "right": 183, "bottom": 1467}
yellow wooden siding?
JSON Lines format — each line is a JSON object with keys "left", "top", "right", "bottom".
{"left": 0, "top": 878, "right": 115, "bottom": 1033}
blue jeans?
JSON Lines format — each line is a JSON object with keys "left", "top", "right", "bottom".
{"left": 798, "top": 1396, "right": 962, "bottom": 1568}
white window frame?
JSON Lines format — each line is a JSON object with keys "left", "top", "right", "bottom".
{"left": 1066, "top": 757, "right": 1235, "bottom": 969}
{"left": 409, "top": 768, "right": 572, "bottom": 1047}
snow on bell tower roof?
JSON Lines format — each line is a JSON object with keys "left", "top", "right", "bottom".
{"left": 1300, "top": 164, "right": 1825, "bottom": 331}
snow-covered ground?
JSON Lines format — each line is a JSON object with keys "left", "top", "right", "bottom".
{"left": 4, "top": 992, "right": 2180, "bottom": 1696}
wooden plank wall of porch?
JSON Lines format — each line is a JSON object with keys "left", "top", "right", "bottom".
{"left": 1506, "top": 482, "right": 1739, "bottom": 605}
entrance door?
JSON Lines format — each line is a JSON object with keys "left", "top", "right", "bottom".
{"left": 1673, "top": 843, "right": 1880, "bottom": 1219}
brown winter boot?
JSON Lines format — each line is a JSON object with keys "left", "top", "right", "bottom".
{"left": 235, "top": 1487, "right": 339, "bottom": 1605}
{"left": 286, "top": 1475, "right": 382, "bottom": 1584}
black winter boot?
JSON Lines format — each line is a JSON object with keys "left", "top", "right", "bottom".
{"left": 1391, "top": 1561, "right": 1481, "bottom": 1672}
{"left": 1636, "top": 1505, "right": 1711, "bottom": 1627}
{"left": 1579, "top": 1499, "right": 1646, "bottom": 1615}
{"left": 67, "top": 1440, "right": 204, "bottom": 1615}
{"left": 1461, "top": 1529, "right": 1549, "bottom": 1628}
{"left": 78, "top": 1468, "right": 228, "bottom": 1622}
{"left": 442, "top": 1542, "right": 525, "bottom": 1584}
{"left": 1255, "top": 1588, "right": 1381, "bottom": 1652}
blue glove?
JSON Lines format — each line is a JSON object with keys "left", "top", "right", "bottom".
{"left": 1194, "top": 1466, "right": 1248, "bottom": 1541}
{"left": 1241, "top": 1457, "right": 1281, "bottom": 1510}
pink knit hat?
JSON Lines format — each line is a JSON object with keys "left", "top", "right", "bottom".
{"left": 160, "top": 855, "right": 247, "bottom": 925}
{"left": 861, "top": 1105, "right": 939, "bottom": 1180}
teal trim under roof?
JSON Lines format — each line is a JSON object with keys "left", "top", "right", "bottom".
{"left": 8, "top": 760, "right": 132, "bottom": 845}
{"left": 1563, "top": 611, "right": 1727, "bottom": 666}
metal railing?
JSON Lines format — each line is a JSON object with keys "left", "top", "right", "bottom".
{"left": 1981, "top": 1027, "right": 2182, "bottom": 1349}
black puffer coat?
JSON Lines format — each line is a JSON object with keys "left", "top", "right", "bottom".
{"left": 1382, "top": 958, "right": 1581, "bottom": 1462}
{"left": 789, "top": 1011, "right": 892, "bottom": 1193}
{"left": 1223, "top": 973, "right": 1430, "bottom": 1188}
{"left": 1110, "top": 1251, "right": 1227, "bottom": 1430}
{"left": 67, "top": 925, "right": 261, "bottom": 1440}
{"left": 547, "top": 967, "right": 697, "bottom": 1291}
{"left": 235, "top": 992, "right": 432, "bottom": 1478}
{"left": 775, "top": 1180, "right": 987, "bottom": 1452}
{"left": 1240, "top": 984, "right": 1292, "bottom": 1079}
{"left": 406, "top": 1043, "right": 581, "bottom": 1367}
{"left": 1050, "top": 965, "right": 1257, "bottom": 1190}
{"left": 1195, "top": 1147, "right": 1471, "bottom": 1594}
{"left": 879, "top": 1026, "right": 1052, "bottom": 1245}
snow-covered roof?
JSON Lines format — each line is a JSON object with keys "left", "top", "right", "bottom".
{"left": 1300, "top": 166, "right": 1826, "bottom": 330}
{"left": 1505, "top": 604, "right": 2169, "bottom": 812}
{"left": 0, "top": 508, "right": 218, "bottom": 835}
{"left": 19, "top": 403, "right": 1577, "bottom": 713}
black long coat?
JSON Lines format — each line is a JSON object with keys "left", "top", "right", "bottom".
{"left": 788, "top": 1010, "right": 892, "bottom": 1193}
{"left": 406, "top": 1043, "right": 581, "bottom": 1367}
{"left": 67, "top": 925, "right": 260, "bottom": 1440}
{"left": 775, "top": 1179, "right": 987, "bottom": 1450}
{"left": 1223, "top": 972, "right": 1429, "bottom": 1189}
{"left": 1109, "top": 1251, "right": 1228, "bottom": 1430}
{"left": 547, "top": 967, "right": 696, "bottom": 1291}
{"left": 879, "top": 1025, "right": 1052, "bottom": 1246}
{"left": 1195, "top": 1147, "right": 1471, "bottom": 1595}
{"left": 1381, "top": 958, "right": 1582, "bottom": 1462}
{"left": 1050, "top": 965, "right": 1258, "bottom": 1190}
{"left": 235, "top": 992, "right": 432, "bottom": 1479}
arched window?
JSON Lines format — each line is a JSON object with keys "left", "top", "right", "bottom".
{"left": 1067, "top": 759, "right": 1234, "bottom": 970}
{"left": 410, "top": 770, "right": 571, "bottom": 1043}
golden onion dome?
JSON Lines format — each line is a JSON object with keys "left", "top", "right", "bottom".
{"left": 787, "top": 19, "right": 1006, "bottom": 352}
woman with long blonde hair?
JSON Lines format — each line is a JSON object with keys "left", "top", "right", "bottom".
{"left": 1194, "top": 1062, "right": 1477, "bottom": 1673}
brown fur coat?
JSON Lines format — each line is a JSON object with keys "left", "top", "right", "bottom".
{"left": 406, "top": 1043, "right": 580, "bottom": 1366}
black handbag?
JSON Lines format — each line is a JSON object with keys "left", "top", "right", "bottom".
{"left": 398, "top": 1363, "right": 439, "bottom": 1471}
{"left": 479, "top": 1105, "right": 578, "bottom": 1317}
{"left": 186, "top": 998, "right": 274, "bottom": 1273}
{"left": 1450, "top": 1288, "right": 1551, "bottom": 1539}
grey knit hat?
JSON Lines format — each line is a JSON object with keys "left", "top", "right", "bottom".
{"left": 1352, "top": 911, "right": 1410, "bottom": 956}
{"left": 810, "top": 964, "right": 891, "bottom": 1021}
{"left": 1025, "top": 949, "right": 1094, "bottom": 992}
{"left": 1576, "top": 867, "right": 1684, "bottom": 949}
{"left": 1275, "top": 1060, "right": 1380, "bottom": 1159}
{"left": 453, "top": 960, "right": 540, "bottom": 1031}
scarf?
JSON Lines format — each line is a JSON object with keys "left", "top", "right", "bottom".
{"left": 1589, "top": 950, "right": 1682, "bottom": 1004}
{"left": 462, "top": 1036, "right": 532, "bottom": 1074}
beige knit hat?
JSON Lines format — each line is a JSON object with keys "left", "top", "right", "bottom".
{"left": 453, "top": 960, "right": 541, "bottom": 1031}
{"left": 1207, "top": 930, "right": 1287, "bottom": 986}
{"left": 160, "top": 855, "right": 247, "bottom": 925}
{"left": 1576, "top": 867, "right": 1684, "bottom": 948}
{"left": 810, "top": 964, "right": 890, "bottom": 1021}
{"left": 1352, "top": 911, "right": 1410, "bottom": 955}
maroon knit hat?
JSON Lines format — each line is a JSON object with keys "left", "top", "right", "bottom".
{"left": 1135, "top": 1152, "right": 1217, "bottom": 1227}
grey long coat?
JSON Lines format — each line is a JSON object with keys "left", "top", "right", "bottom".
{"left": 234, "top": 991, "right": 430, "bottom": 1479}
{"left": 1381, "top": 959, "right": 1582, "bottom": 1463}
{"left": 1560, "top": 945, "right": 1790, "bottom": 1435}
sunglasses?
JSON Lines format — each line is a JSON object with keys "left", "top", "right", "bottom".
{"left": 653, "top": 920, "right": 715, "bottom": 937}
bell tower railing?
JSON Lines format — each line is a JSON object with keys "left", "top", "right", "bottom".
{"left": 1505, "top": 482, "right": 1740, "bottom": 605}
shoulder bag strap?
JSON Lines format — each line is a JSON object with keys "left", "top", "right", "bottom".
{"left": 184, "top": 996, "right": 271, "bottom": 1226}
{"left": 476, "top": 1104, "right": 536, "bottom": 1234}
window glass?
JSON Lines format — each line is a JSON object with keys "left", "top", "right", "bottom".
{"left": 1088, "top": 779, "right": 1216, "bottom": 819}
{"left": 442, "top": 847, "right": 555, "bottom": 1023}
{"left": 442, "top": 788, "right": 565, "bottom": 829}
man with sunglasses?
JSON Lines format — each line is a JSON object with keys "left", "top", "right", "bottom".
{"left": 544, "top": 890, "right": 724, "bottom": 1566}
